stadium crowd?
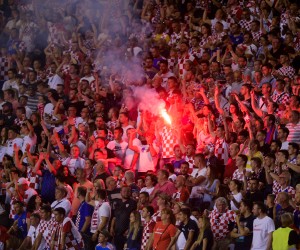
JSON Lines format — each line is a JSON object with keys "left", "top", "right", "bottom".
{"left": 0, "top": 0, "right": 300, "bottom": 249}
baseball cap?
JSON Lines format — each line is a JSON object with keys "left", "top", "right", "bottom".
{"left": 17, "top": 177, "right": 29, "bottom": 185}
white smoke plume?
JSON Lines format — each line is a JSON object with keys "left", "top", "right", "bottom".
{"left": 132, "top": 86, "right": 166, "bottom": 116}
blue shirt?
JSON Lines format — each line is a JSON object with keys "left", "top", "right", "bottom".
{"left": 14, "top": 211, "right": 27, "bottom": 239}
{"left": 76, "top": 201, "right": 94, "bottom": 233}
{"left": 41, "top": 169, "right": 56, "bottom": 204}
{"left": 95, "top": 242, "right": 115, "bottom": 250}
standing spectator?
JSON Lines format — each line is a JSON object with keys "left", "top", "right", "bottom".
{"left": 125, "top": 211, "right": 143, "bottom": 250}
{"left": 207, "top": 197, "right": 236, "bottom": 250}
{"left": 286, "top": 111, "right": 300, "bottom": 144}
{"left": 251, "top": 202, "right": 275, "bottom": 250}
{"left": 95, "top": 230, "right": 115, "bottom": 250}
{"left": 141, "top": 206, "right": 155, "bottom": 250}
{"left": 51, "top": 207, "right": 84, "bottom": 250}
{"left": 110, "top": 186, "right": 137, "bottom": 250}
{"left": 51, "top": 186, "right": 72, "bottom": 216}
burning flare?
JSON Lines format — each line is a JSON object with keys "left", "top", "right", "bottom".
{"left": 161, "top": 109, "right": 172, "bottom": 125}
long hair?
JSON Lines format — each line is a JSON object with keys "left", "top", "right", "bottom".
{"left": 161, "top": 207, "right": 176, "bottom": 225}
{"left": 195, "top": 216, "right": 211, "bottom": 246}
{"left": 128, "top": 211, "right": 142, "bottom": 240}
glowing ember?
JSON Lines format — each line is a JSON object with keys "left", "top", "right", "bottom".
{"left": 161, "top": 109, "right": 172, "bottom": 125}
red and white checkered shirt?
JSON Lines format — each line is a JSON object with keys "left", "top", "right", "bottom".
{"left": 160, "top": 126, "right": 178, "bottom": 159}
{"left": 169, "top": 32, "right": 189, "bottom": 48}
{"left": 251, "top": 31, "right": 262, "bottom": 43}
{"left": 189, "top": 47, "right": 203, "bottom": 60}
{"left": 168, "top": 58, "right": 177, "bottom": 72}
{"left": 275, "top": 185, "right": 296, "bottom": 203}
{"left": 37, "top": 218, "right": 58, "bottom": 248}
{"left": 0, "top": 57, "right": 9, "bottom": 81}
{"left": 53, "top": 217, "right": 84, "bottom": 250}
{"left": 232, "top": 169, "right": 244, "bottom": 182}
{"left": 141, "top": 220, "right": 156, "bottom": 250}
{"left": 215, "top": 138, "right": 229, "bottom": 165}
{"left": 272, "top": 91, "right": 290, "bottom": 107}
{"left": 209, "top": 208, "right": 236, "bottom": 240}
{"left": 277, "top": 66, "right": 295, "bottom": 80}
{"left": 178, "top": 53, "right": 196, "bottom": 78}
{"left": 239, "top": 19, "right": 252, "bottom": 31}
{"left": 27, "top": 167, "right": 40, "bottom": 191}
{"left": 151, "top": 210, "right": 161, "bottom": 223}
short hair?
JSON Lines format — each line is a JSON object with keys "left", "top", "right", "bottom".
{"left": 77, "top": 186, "right": 87, "bottom": 197}
{"left": 114, "top": 127, "right": 123, "bottom": 135}
{"left": 55, "top": 186, "right": 68, "bottom": 197}
{"left": 30, "top": 213, "right": 41, "bottom": 220}
{"left": 158, "top": 169, "right": 169, "bottom": 178}
{"left": 180, "top": 207, "right": 191, "bottom": 218}
{"left": 54, "top": 207, "right": 66, "bottom": 216}
{"left": 40, "top": 204, "right": 52, "bottom": 214}
{"left": 241, "top": 199, "right": 253, "bottom": 211}
{"left": 253, "top": 201, "right": 267, "bottom": 213}
{"left": 180, "top": 161, "right": 189, "bottom": 168}
{"left": 278, "top": 150, "right": 289, "bottom": 159}
{"left": 125, "top": 170, "right": 135, "bottom": 181}
{"left": 96, "top": 189, "right": 107, "bottom": 200}
{"left": 288, "top": 142, "right": 299, "bottom": 154}
{"left": 251, "top": 157, "right": 262, "bottom": 168}
{"left": 265, "top": 114, "right": 276, "bottom": 124}
{"left": 215, "top": 197, "right": 228, "bottom": 206}
{"left": 237, "top": 154, "right": 248, "bottom": 166}
{"left": 279, "top": 126, "right": 289, "bottom": 137}
{"left": 281, "top": 213, "right": 294, "bottom": 228}
{"left": 144, "top": 205, "right": 155, "bottom": 216}
{"left": 139, "top": 191, "right": 149, "bottom": 198}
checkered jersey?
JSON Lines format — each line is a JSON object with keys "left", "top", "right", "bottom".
{"left": 27, "top": 167, "right": 40, "bottom": 190}
{"left": 209, "top": 209, "right": 236, "bottom": 240}
{"left": 37, "top": 218, "right": 58, "bottom": 248}
{"left": 53, "top": 217, "right": 84, "bottom": 250}
{"left": 232, "top": 169, "right": 244, "bottom": 182}
{"left": 239, "top": 19, "right": 252, "bottom": 31}
{"left": 277, "top": 66, "right": 295, "bottom": 79}
{"left": 199, "top": 36, "right": 209, "bottom": 48}
{"left": 168, "top": 58, "right": 177, "bottom": 72}
{"left": 178, "top": 53, "right": 196, "bottom": 78}
{"left": 210, "top": 31, "right": 226, "bottom": 43}
{"left": 189, "top": 47, "right": 203, "bottom": 60}
{"left": 169, "top": 32, "right": 188, "bottom": 47}
{"left": 141, "top": 220, "right": 156, "bottom": 250}
{"left": 151, "top": 210, "right": 161, "bottom": 223}
{"left": 214, "top": 138, "right": 229, "bottom": 165}
{"left": 0, "top": 57, "right": 9, "bottom": 81}
{"left": 251, "top": 31, "right": 262, "bottom": 43}
{"left": 272, "top": 91, "right": 290, "bottom": 107}
{"left": 159, "top": 126, "right": 178, "bottom": 158}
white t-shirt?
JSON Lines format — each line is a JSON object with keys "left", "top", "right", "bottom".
{"left": 24, "top": 188, "right": 37, "bottom": 204}
{"left": 252, "top": 216, "right": 275, "bottom": 250}
{"left": 48, "top": 74, "right": 63, "bottom": 90}
{"left": 140, "top": 186, "right": 155, "bottom": 195}
{"left": 27, "top": 225, "right": 39, "bottom": 245}
{"left": 138, "top": 143, "right": 159, "bottom": 172}
{"left": 91, "top": 201, "right": 111, "bottom": 233}
{"left": 124, "top": 138, "right": 142, "bottom": 170}
{"left": 22, "top": 134, "right": 37, "bottom": 153}
{"left": 51, "top": 198, "right": 72, "bottom": 216}
{"left": 107, "top": 140, "right": 128, "bottom": 162}
{"left": 6, "top": 137, "right": 23, "bottom": 156}
{"left": 230, "top": 192, "right": 243, "bottom": 211}
{"left": 121, "top": 125, "right": 134, "bottom": 142}
{"left": 62, "top": 157, "right": 85, "bottom": 175}
{"left": 190, "top": 167, "right": 207, "bottom": 199}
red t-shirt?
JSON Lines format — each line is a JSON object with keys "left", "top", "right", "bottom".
{"left": 153, "top": 222, "right": 177, "bottom": 250}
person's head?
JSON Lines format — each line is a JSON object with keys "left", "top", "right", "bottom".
{"left": 55, "top": 186, "right": 68, "bottom": 200}
{"left": 139, "top": 191, "right": 149, "bottom": 205}
{"left": 266, "top": 194, "right": 275, "bottom": 207}
{"left": 280, "top": 213, "right": 294, "bottom": 228}
{"left": 252, "top": 201, "right": 267, "bottom": 217}
{"left": 251, "top": 157, "right": 262, "bottom": 171}
{"left": 161, "top": 207, "right": 176, "bottom": 224}
{"left": 229, "top": 179, "right": 242, "bottom": 192}
{"left": 236, "top": 154, "right": 247, "bottom": 168}
{"left": 119, "top": 112, "right": 129, "bottom": 125}
{"left": 278, "top": 126, "right": 289, "bottom": 141}
{"left": 30, "top": 213, "right": 41, "bottom": 227}
{"left": 157, "top": 169, "right": 169, "bottom": 182}
{"left": 175, "top": 175, "right": 186, "bottom": 189}
{"left": 263, "top": 114, "right": 275, "bottom": 128}
{"left": 71, "top": 145, "right": 80, "bottom": 158}
{"left": 180, "top": 162, "right": 190, "bottom": 175}
{"left": 13, "top": 200, "right": 24, "bottom": 215}
{"left": 53, "top": 207, "right": 66, "bottom": 222}
{"left": 270, "top": 140, "right": 282, "bottom": 153}
{"left": 157, "top": 193, "right": 171, "bottom": 208}
{"left": 248, "top": 177, "right": 259, "bottom": 192}
{"left": 277, "top": 192, "right": 290, "bottom": 206}
{"left": 229, "top": 143, "right": 239, "bottom": 158}
{"left": 113, "top": 127, "right": 123, "bottom": 140}
{"left": 289, "top": 110, "right": 300, "bottom": 124}
{"left": 121, "top": 186, "right": 131, "bottom": 200}
{"left": 239, "top": 199, "right": 253, "bottom": 215}
{"left": 277, "top": 150, "right": 289, "bottom": 164}
{"left": 215, "top": 197, "right": 228, "bottom": 213}
{"left": 98, "top": 229, "right": 111, "bottom": 244}
{"left": 278, "top": 171, "right": 291, "bottom": 187}
{"left": 124, "top": 170, "right": 135, "bottom": 183}
{"left": 288, "top": 142, "right": 299, "bottom": 157}
{"left": 76, "top": 186, "right": 87, "bottom": 200}
{"left": 179, "top": 207, "right": 191, "bottom": 223}
{"left": 194, "top": 153, "right": 206, "bottom": 167}
{"left": 145, "top": 173, "right": 157, "bottom": 187}
{"left": 142, "top": 205, "right": 154, "bottom": 219}
{"left": 40, "top": 204, "right": 52, "bottom": 220}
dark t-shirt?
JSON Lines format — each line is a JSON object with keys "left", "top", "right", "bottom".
{"left": 179, "top": 219, "right": 199, "bottom": 243}
{"left": 234, "top": 214, "right": 255, "bottom": 249}
{"left": 194, "top": 228, "right": 213, "bottom": 250}
{"left": 113, "top": 198, "right": 137, "bottom": 235}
